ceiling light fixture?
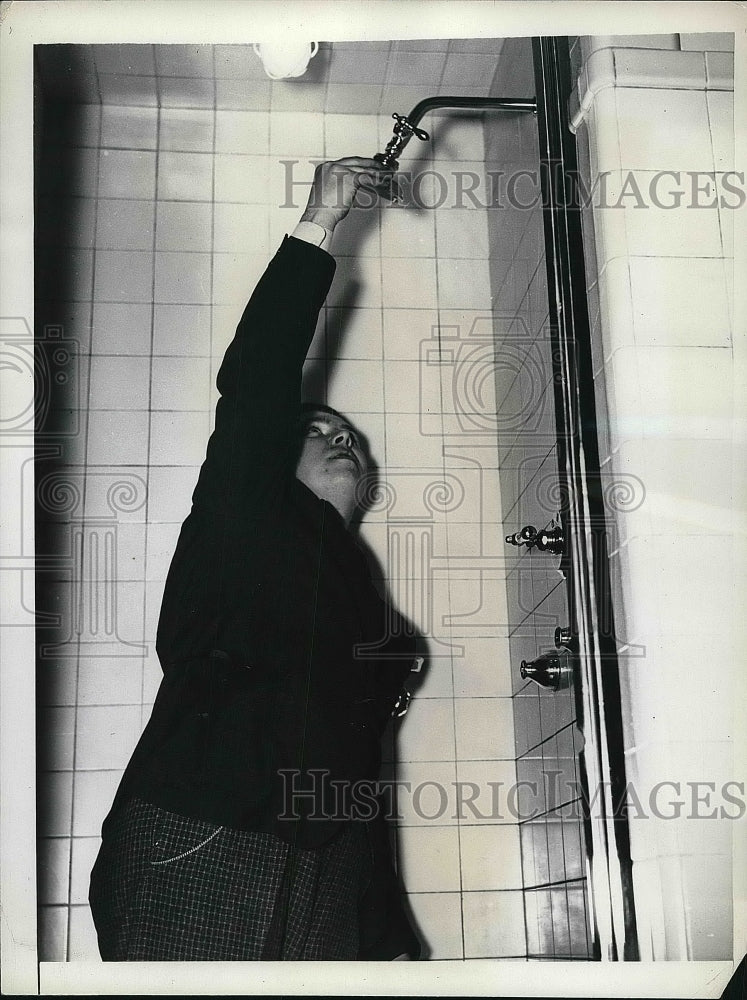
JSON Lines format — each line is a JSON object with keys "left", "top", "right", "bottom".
{"left": 253, "top": 41, "right": 319, "bottom": 80}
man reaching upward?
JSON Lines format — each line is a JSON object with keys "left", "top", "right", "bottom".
{"left": 89, "top": 158, "right": 423, "bottom": 962}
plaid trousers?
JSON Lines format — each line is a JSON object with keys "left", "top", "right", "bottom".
{"left": 89, "top": 798, "right": 371, "bottom": 961}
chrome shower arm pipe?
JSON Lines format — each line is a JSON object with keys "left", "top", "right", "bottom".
{"left": 375, "top": 96, "right": 537, "bottom": 171}
{"left": 406, "top": 95, "right": 537, "bottom": 129}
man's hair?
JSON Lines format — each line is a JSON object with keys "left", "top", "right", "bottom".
{"left": 298, "top": 401, "right": 350, "bottom": 427}
{"left": 297, "top": 402, "right": 369, "bottom": 462}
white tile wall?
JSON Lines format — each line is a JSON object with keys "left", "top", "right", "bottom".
{"left": 381, "top": 257, "right": 438, "bottom": 310}
{"left": 211, "top": 253, "right": 267, "bottom": 306}
{"left": 148, "top": 411, "right": 210, "bottom": 466}
{"left": 98, "top": 73, "right": 160, "bottom": 108}
{"left": 705, "top": 53, "right": 734, "bottom": 91}
{"left": 152, "top": 304, "right": 210, "bottom": 355}
{"left": 76, "top": 659, "right": 144, "bottom": 706}
{"left": 459, "top": 824, "right": 522, "bottom": 890}
{"left": 160, "top": 108, "right": 214, "bottom": 152}
{"left": 452, "top": 637, "right": 514, "bottom": 697}
{"left": 215, "top": 111, "right": 270, "bottom": 155}
{"left": 381, "top": 206, "right": 436, "bottom": 258}
{"left": 461, "top": 890, "right": 526, "bottom": 957}
{"left": 70, "top": 838, "right": 102, "bottom": 905}
{"left": 71, "top": 769, "right": 122, "bottom": 837}
{"left": 405, "top": 893, "right": 463, "bottom": 959}
{"left": 96, "top": 250, "right": 153, "bottom": 303}
{"left": 454, "top": 697, "right": 515, "bottom": 760}
{"left": 67, "top": 904, "right": 100, "bottom": 961}
{"left": 585, "top": 89, "right": 622, "bottom": 177}
{"left": 628, "top": 260, "right": 731, "bottom": 347}
{"left": 397, "top": 826, "right": 462, "bottom": 892}
{"left": 579, "top": 41, "right": 736, "bottom": 960}
{"left": 99, "top": 149, "right": 156, "bottom": 199}
{"left": 154, "top": 251, "right": 212, "bottom": 304}
{"left": 89, "top": 355, "right": 150, "bottom": 410}
{"left": 615, "top": 89, "right": 714, "bottom": 172}
{"left": 40, "top": 96, "right": 519, "bottom": 963}
{"left": 679, "top": 32, "right": 734, "bottom": 52}
{"left": 269, "top": 112, "right": 324, "bottom": 157}
{"left": 217, "top": 81, "right": 272, "bottom": 113}
{"left": 436, "top": 258, "right": 492, "bottom": 309}
{"left": 157, "top": 152, "right": 213, "bottom": 200}
{"left": 86, "top": 410, "right": 150, "bottom": 465}
{"left": 324, "top": 114, "right": 378, "bottom": 160}
{"left": 214, "top": 153, "right": 270, "bottom": 202}
{"left": 97, "top": 199, "right": 155, "bottom": 251}
{"left": 156, "top": 201, "right": 212, "bottom": 252}
{"left": 622, "top": 175, "right": 723, "bottom": 259}
{"left": 101, "top": 106, "right": 158, "bottom": 150}
{"left": 707, "top": 90, "right": 734, "bottom": 170}
{"left": 93, "top": 302, "right": 152, "bottom": 355}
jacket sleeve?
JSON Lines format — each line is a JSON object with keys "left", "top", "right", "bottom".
{"left": 190, "top": 235, "right": 336, "bottom": 517}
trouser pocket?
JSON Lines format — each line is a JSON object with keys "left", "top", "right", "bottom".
{"left": 148, "top": 805, "right": 224, "bottom": 867}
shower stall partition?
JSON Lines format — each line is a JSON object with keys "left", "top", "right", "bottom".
{"left": 530, "top": 36, "right": 638, "bottom": 959}
{"left": 482, "top": 34, "right": 638, "bottom": 961}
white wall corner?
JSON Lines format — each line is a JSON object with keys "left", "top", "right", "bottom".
{"left": 569, "top": 48, "right": 615, "bottom": 135}
{"left": 706, "top": 51, "right": 735, "bottom": 91}
{"left": 568, "top": 42, "right": 717, "bottom": 135}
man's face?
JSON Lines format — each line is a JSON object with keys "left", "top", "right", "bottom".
{"left": 295, "top": 410, "right": 368, "bottom": 508}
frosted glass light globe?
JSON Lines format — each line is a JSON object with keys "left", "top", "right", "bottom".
{"left": 253, "top": 41, "right": 319, "bottom": 80}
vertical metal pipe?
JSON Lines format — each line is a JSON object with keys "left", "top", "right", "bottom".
{"left": 532, "top": 35, "right": 639, "bottom": 961}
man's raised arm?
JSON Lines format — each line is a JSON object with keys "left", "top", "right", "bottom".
{"left": 189, "top": 158, "right": 392, "bottom": 517}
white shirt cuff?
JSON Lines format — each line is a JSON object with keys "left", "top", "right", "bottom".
{"left": 291, "top": 220, "right": 332, "bottom": 250}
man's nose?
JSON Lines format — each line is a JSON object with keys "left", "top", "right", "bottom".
{"left": 332, "top": 429, "right": 353, "bottom": 448}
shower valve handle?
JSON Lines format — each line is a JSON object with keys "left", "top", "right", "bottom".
{"left": 391, "top": 113, "right": 430, "bottom": 142}
{"left": 505, "top": 523, "right": 565, "bottom": 555}
{"left": 520, "top": 651, "right": 571, "bottom": 691}
{"left": 374, "top": 113, "right": 430, "bottom": 170}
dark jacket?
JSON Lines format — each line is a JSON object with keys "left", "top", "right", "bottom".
{"left": 103, "top": 236, "right": 420, "bottom": 954}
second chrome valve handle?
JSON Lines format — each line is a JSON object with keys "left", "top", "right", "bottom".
{"left": 505, "top": 523, "right": 565, "bottom": 555}
{"left": 521, "top": 648, "right": 573, "bottom": 691}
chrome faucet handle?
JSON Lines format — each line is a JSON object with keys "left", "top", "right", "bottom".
{"left": 374, "top": 113, "right": 430, "bottom": 169}
{"left": 373, "top": 112, "right": 431, "bottom": 202}
{"left": 520, "top": 650, "right": 572, "bottom": 691}
{"left": 505, "top": 523, "right": 565, "bottom": 555}
{"left": 391, "top": 113, "right": 430, "bottom": 142}
{"left": 554, "top": 626, "right": 572, "bottom": 647}
{"left": 505, "top": 525, "right": 537, "bottom": 547}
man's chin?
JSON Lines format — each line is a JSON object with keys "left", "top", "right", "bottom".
{"left": 328, "top": 457, "right": 360, "bottom": 476}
